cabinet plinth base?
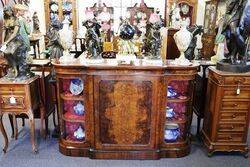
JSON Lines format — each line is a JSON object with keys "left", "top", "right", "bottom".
{"left": 201, "top": 130, "right": 249, "bottom": 157}
{"left": 90, "top": 150, "right": 160, "bottom": 160}
{"left": 59, "top": 141, "right": 89, "bottom": 157}
{"left": 160, "top": 144, "right": 190, "bottom": 158}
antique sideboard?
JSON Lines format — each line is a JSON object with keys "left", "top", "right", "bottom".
{"left": 53, "top": 60, "right": 199, "bottom": 159}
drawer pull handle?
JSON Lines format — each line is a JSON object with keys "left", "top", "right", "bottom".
{"left": 232, "top": 114, "right": 237, "bottom": 118}
{"left": 236, "top": 86, "right": 240, "bottom": 95}
{"left": 233, "top": 104, "right": 238, "bottom": 107}
{"left": 231, "top": 126, "right": 234, "bottom": 129}
{"left": 228, "top": 136, "right": 233, "bottom": 140}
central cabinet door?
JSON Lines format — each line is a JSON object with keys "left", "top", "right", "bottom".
{"left": 94, "top": 75, "right": 160, "bottom": 150}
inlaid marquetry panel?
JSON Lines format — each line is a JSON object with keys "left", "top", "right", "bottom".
{"left": 98, "top": 80, "right": 152, "bottom": 145}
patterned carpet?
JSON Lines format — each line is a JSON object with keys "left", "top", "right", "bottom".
{"left": 0, "top": 114, "right": 249, "bottom": 167}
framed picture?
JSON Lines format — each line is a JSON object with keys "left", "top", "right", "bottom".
{"left": 203, "top": 1, "right": 217, "bottom": 34}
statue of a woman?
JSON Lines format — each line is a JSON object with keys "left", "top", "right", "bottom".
{"left": 1, "top": 5, "right": 33, "bottom": 80}
{"left": 32, "top": 11, "right": 40, "bottom": 34}
{"left": 46, "top": 20, "right": 65, "bottom": 60}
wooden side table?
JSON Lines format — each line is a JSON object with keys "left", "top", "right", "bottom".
{"left": 29, "top": 35, "right": 42, "bottom": 59}
{"left": 0, "top": 76, "right": 43, "bottom": 153}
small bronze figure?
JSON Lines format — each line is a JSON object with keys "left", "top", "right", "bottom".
{"left": 83, "top": 19, "right": 102, "bottom": 59}
{"left": 144, "top": 22, "right": 162, "bottom": 59}
{"left": 185, "top": 25, "right": 203, "bottom": 60}
{"left": 32, "top": 11, "right": 40, "bottom": 34}
{"left": 46, "top": 20, "right": 64, "bottom": 60}
{"left": 1, "top": 5, "right": 33, "bottom": 81}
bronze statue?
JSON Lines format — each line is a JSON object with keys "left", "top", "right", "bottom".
{"left": 185, "top": 25, "right": 203, "bottom": 60}
{"left": 46, "top": 20, "right": 64, "bottom": 60}
{"left": 32, "top": 11, "right": 40, "bottom": 34}
{"left": 82, "top": 19, "right": 102, "bottom": 59}
{"left": 1, "top": 5, "right": 33, "bottom": 81}
{"left": 221, "top": 0, "right": 248, "bottom": 64}
{"left": 144, "top": 22, "right": 162, "bottom": 59}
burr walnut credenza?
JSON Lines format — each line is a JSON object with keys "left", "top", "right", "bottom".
{"left": 53, "top": 60, "right": 199, "bottom": 159}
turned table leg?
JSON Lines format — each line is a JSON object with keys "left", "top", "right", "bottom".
{"left": 0, "top": 114, "right": 8, "bottom": 153}
{"left": 28, "top": 111, "right": 37, "bottom": 153}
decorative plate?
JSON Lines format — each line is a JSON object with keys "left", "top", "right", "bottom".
{"left": 69, "top": 78, "right": 84, "bottom": 95}
{"left": 50, "top": 3, "right": 59, "bottom": 12}
{"left": 73, "top": 126, "right": 85, "bottom": 140}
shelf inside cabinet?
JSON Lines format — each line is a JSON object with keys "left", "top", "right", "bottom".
{"left": 165, "top": 119, "right": 187, "bottom": 124}
{"left": 60, "top": 93, "right": 85, "bottom": 101}
{"left": 63, "top": 111, "right": 85, "bottom": 122}
{"left": 167, "top": 97, "right": 190, "bottom": 103}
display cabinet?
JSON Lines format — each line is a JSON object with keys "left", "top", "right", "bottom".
{"left": 160, "top": 67, "right": 196, "bottom": 157}
{"left": 57, "top": 74, "right": 92, "bottom": 156}
{"left": 53, "top": 61, "right": 198, "bottom": 159}
{"left": 44, "top": 0, "right": 77, "bottom": 33}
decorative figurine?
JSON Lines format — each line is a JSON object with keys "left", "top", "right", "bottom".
{"left": 0, "top": 5, "right": 34, "bottom": 81}
{"left": 46, "top": 20, "right": 65, "bottom": 60}
{"left": 144, "top": 21, "right": 163, "bottom": 60}
{"left": 172, "top": 21, "right": 193, "bottom": 65}
{"left": 211, "top": 16, "right": 229, "bottom": 64}
{"left": 32, "top": 11, "right": 40, "bottom": 34}
{"left": 118, "top": 20, "right": 136, "bottom": 55}
{"left": 170, "top": 3, "right": 181, "bottom": 29}
{"left": 82, "top": 19, "right": 102, "bottom": 59}
{"left": 184, "top": 25, "right": 203, "bottom": 60}
{"left": 58, "top": 18, "right": 75, "bottom": 63}
{"left": 216, "top": 0, "right": 250, "bottom": 72}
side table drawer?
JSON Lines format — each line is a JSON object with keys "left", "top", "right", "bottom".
{"left": 218, "top": 123, "right": 246, "bottom": 133}
{"left": 224, "top": 77, "right": 250, "bottom": 86}
{"left": 0, "top": 95, "right": 26, "bottom": 109}
{"left": 0, "top": 86, "right": 25, "bottom": 95}
{"left": 223, "top": 89, "right": 250, "bottom": 99}
{"left": 220, "top": 112, "right": 247, "bottom": 122}
{"left": 217, "top": 133, "right": 244, "bottom": 142}
{"left": 221, "top": 101, "right": 249, "bottom": 110}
